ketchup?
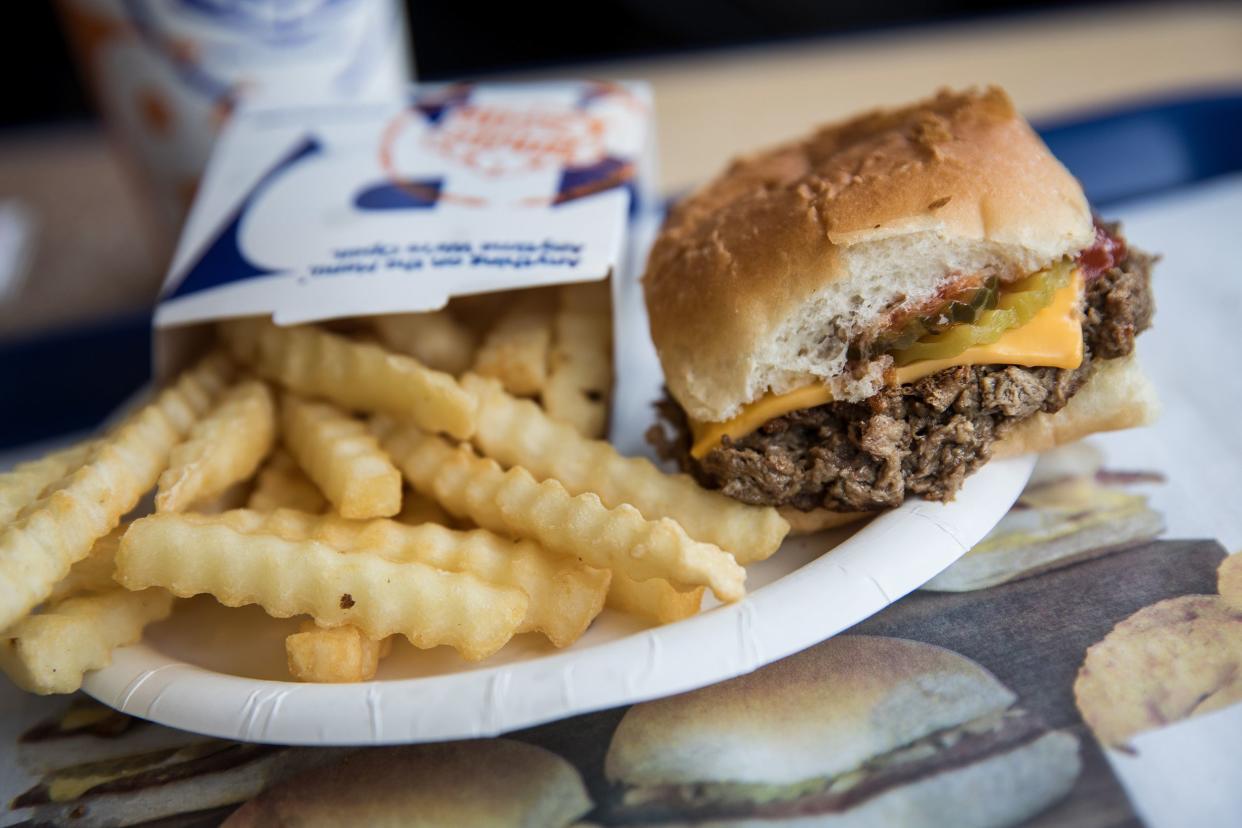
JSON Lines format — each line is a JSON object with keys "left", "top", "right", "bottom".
{"left": 1077, "top": 220, "right": 1127, "bottom": 281}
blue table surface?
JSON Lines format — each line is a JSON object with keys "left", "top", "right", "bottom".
{"left": 2, "top": 90, "right": 1240, "bottom": 450}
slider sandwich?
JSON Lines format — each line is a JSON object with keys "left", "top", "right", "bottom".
{"left": 645, "top": 87, "right": 1156, "bottom": 529}
{"left": 605, "top": 635, "right": 1080, "bottom": 825}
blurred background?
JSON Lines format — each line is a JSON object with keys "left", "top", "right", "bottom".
{"left": 12, "top": 1, "right": 1224, "bottom": 127}
{"left": 1, "top": 0, "right": 1240, "bottom": 449}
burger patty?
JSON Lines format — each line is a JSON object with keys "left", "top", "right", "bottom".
{"left": 649, "top": 246, "right": 1154, "bottom": 513}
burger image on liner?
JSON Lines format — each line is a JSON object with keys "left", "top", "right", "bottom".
{"left": 644, "top": 87, "right": 1157, "bottom": 532}
{"left": 224, "top": 739, "right": 592, "bottom": 827}
{"left": 605, "top": 635, "right": 1080, "bottom": 826}
{"left": 923, "top": 443, "right": 1164, "bottom": 592}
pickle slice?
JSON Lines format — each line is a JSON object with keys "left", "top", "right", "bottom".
{"left": 891, "top": 262, "right": 1072, "bottom": 366}
{"left": 893, "top": 308, "right": 1018, "bottom": 365}
{"left": 923, "top": 276, "right": 999, "bottom": 333}
{"left": 856, "top": 277, "right": 1000, "bottom": 359}
{"left": 997, "top": 260, "right": 1072, "bottom": 326}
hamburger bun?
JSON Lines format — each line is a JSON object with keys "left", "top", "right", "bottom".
{"left": 606, "top": 635, "right": 1079, "bottom": 826}
{"left": 638, "top": 735, "right": 1079, "bottom": 828}
{"left": 992, "top": 354, "right": 1158, "bottom": 459}
{"left": 224, "top": 739, "right": 591, "bottom": 827}
{"left": 644, "top": 87, "right": 1094, "bottom": 422}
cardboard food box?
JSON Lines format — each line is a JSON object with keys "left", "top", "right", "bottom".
{"left": 155, "top": 81, "right": 656, "bottom": 381}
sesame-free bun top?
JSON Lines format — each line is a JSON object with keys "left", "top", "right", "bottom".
{"left": 224, "top": 740, "right": 592, "bottom": 827}
{"left": 605, "top": 635, "right": 1015, "bottom": 788}
{"left": 644, "top": 86, "right": 1094, "bottom": 423}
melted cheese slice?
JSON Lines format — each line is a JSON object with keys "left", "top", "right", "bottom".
{"left": 689, "top": 271, "right": 1085, "bottom": 458}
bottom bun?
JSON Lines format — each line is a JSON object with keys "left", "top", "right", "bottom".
{"left": 993, "top": 354, "right": 1158, "bottom": 459}
{"left": 680, "top": 731, "right": 1081, "bottom": 828}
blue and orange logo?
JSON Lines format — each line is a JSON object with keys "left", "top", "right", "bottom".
{"left": 357, "top": 82, "right": 644, "bottom": 210}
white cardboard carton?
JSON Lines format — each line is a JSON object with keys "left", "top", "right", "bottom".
{"left": 154, "top": 81, "right": 655, "bottom": 374}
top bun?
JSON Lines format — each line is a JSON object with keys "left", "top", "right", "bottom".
{"left": 604, "top": 635, "right": 1015, "bottom": 787}
{"left": 225, "top": 740, "right": 593, "bottom": 827}
{"left": 644, "top": 87, "right": 1094, "bottom": 422}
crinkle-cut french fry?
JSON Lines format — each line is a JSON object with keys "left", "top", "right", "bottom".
{"left": 461, "top": 374, "right": 789, "bottom": 564}
{"left": 0, "top": 352, "right": 232, "bottom": 632}
{"left": 561, "top": 279, "right": 612, "bottom": 314}
{"left": 186, "top": 479, "right": 253, "bottom": 515}
{"left": 342, "top": 519, "right": 609, "bottom": 648}
{"left": 219, "top": 317, "right": 476, "bottom": 439}
{"left": 156, "top": 380, "right": 275, "bottom": 513}
{"left": 0, "top": 588, "right": 174, "bottom": 695}
{"left": 371, "top": 310, "right": 477, "bottom": 376}
{"left": 608, "top": 573, "right": 704, "bottom": 625}
{"left": 471, "top": 293, "right": 554, "bottom": 397}
{"left": 286, "top": 621, "right": 388, "bottom": 683}
{"left": 0, "top": 440, "right": 98, "bottom": 524}
{"left": 46, "top": 525, "right": 125, "bottom": 604}
{"left": 382, "top": 424, "right": 745, "bottom": 602}
{"left": 396, "top": 490, "right": 453, "bottom": 527}
{"left": 544, "top": 284, "right": 613, "bottom": 438}
{"left": 116, "top": 513, "right": 526, "bottom": 660}
{"left": 281, "top": 394, "right": 401, "bottom": 519}
{"left": 247, "top": 450, "right": 326, "bottom": 513}
{"left": 450, "top": 292, "right": 513, "bottom": 333}
{"left": 213, "top": 509, "right": 609, "bottom": 648}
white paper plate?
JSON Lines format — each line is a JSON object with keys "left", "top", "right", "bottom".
{"left": 83, "top": 211, "right": 1033, "bottom": 742}
{"left": 82, "top": 453, "right": 1032, "bottom": 745}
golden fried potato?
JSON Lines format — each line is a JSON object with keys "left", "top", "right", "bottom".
{"left": 286, "top": 622, "right": 390, "bottom": 683}
{"left": 45, "top": 524, "right": 126, "bottom": 604}
{"left": 212, "top": 509, "right": 608, "bottom": 649}
{"left": 220, "top": 318, "right": 476, "bottom": 439}
{"left": 471, "top": 292, "right": 553, "bottom": 397}
{"left": 462, "top": 373, "right": 789, "bottom": 563}
{"left": 281, "top": 394, "right": 401, "bottom": 519}
{"left": 544, "top": 282, "right": 612, "bottom": 438}
{"left": 0, "top": 439, "right": 98, "bottom": 524}
{"left": 0, "top": 353, "right": 232, "bottom": 631}
{"left": 381, "top": 424, "right": 744, "bottom": 602}
{"left": 117, "top": 512, "right": 527, "bottom": 661}
{"left": 0, "top": 588, "right": 173, "bottom": 695}
{"left": 156, "top": 379, "right": 275, "bottom": 513}
{"left": 606, "top": 574, "right": 704, "bottom": 625}
{"left": 248, "top": 450, "right": 327, "bottom": 514}
{"left": 371, "top": 309, "right": 477, "bottom": 376}
{"left": 395, "top": 490, "right": 453, "bottom": 527}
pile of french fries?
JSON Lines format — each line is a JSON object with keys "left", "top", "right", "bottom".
{"left": 0, "top": 284, "right": 790, "bottom": 692}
